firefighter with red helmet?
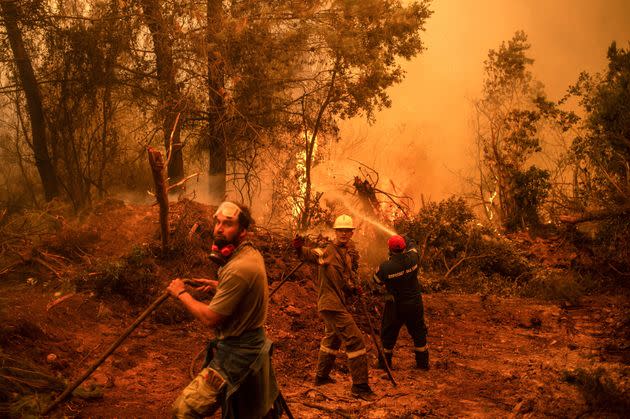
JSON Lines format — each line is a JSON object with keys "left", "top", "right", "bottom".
{"left": 372, "top": 234, "right": 429, "bottom": 370}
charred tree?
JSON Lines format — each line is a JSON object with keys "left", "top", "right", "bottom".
{"left": 139, "top": 0, "right": 185, "bottom": 183}
{"left": 206, "top": 0, "right": 226, "bottom": 201}
{"left": 147, "top": 147, "right": 169, "bottom": 251}
{"left": 353, "top": 176, "right": 380, "bottom": 218}
{"left": 1, "top": 0, "right": 58, "bottom": 201}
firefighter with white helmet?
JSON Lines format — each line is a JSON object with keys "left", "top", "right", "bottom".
{"left": 332, "top": 214, "right": 353, "bottom": 229}
{"left": 292, "top": 214, "right": 375, "bottom": 400}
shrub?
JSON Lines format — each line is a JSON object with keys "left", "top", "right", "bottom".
{"left": 592, "top": 216, "right": 630, "bottom": 282}
{"left": 394, "top": 197, "right": 533, "bottom": 288}
{"left": 521, "top": 270, "right": 584, "bottom": 305}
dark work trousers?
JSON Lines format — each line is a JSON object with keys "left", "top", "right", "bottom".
{"left": 380, "top": 296, "right": 427, "bottom": 353}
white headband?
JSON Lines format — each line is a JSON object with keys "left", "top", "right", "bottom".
{"left": 214, "top": 201, "right": 241, "bottom": 219}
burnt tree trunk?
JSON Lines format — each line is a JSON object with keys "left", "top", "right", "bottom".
{"left": 1, "top": 0, "right": 59, "bottom": 201}
{"left": 140, "top": 0, "right": 184, "bottom": 183}
{"left": 207, "top": 0, "right": 226, "bottom": 201}
{"left": 147, "top": 147, "right": 169, "bottom": 252}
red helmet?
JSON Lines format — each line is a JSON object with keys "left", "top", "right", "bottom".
{"left": 387, "top": 235, "right": 406, "bottom": 252}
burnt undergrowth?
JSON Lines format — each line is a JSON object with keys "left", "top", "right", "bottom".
{"left": 394, "top": 196, "right": 626, "bottom": 300}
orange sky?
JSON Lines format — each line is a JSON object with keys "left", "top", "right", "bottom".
{"left": 327, "top": 0, "right": 630, "bottom": 207}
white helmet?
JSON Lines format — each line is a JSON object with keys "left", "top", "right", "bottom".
{"left": 333, "top": 214, "right": 354, "bottom": 230}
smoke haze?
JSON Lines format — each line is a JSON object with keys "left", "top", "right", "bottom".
{"left": 174, "top": 1, "right": 630, "bottom": 225}
{"left": 330, "top": 0, "right": 630, "bottom": 206}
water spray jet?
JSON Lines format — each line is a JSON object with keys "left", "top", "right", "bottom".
{"left": 333, "top": 194, "right": 398, "bottom": 237}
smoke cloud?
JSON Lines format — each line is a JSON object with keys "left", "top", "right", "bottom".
{"left": 331, "top": 0, "right": 630, "bottom": 207}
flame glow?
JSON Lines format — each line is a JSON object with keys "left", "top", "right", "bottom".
{"left": 292, "top": 132, "right": 318, "bottom": 220}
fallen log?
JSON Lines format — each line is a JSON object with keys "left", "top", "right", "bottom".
{"left": 559, "top": 205, "right": 630, "bottom": 224}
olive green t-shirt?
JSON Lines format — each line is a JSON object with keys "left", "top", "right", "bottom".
{"left": 208, "top": 243, "right": 268, "bottom": 339}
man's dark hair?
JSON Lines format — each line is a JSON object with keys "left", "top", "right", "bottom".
{"left": 236, "top": 203, "right": 253, "bottom": 231}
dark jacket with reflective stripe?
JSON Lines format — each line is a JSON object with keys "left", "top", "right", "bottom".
{"left": 373, "top": 247, "right": 420, "bottom": 304}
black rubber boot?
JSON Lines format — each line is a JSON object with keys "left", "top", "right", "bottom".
{"left": 377, "top": 353, "right": 393, "bottom": 370}
{"left": 351, "top": 383, "right": 377, "bottom": 401}
{"left": 314, "top": 375, "right": 336, "bottom": 386}
{"left": 415, "top": 351, "right": 429, "bottom": 370}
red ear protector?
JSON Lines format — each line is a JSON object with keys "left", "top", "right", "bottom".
{"left": 209, "top": 242, "right": 236, "bottom": 266}
{"left": 211, "top": 243, "right": 235, "bottom": 257}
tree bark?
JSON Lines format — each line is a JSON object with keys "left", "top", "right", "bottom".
{"left": 147, "top": 147, "right": 169, "bottom": 252}
{"left": 139, "top": 0, "right": 184, "bottom": 183}
{"left": 207, "top": 0, "right": 226, "bottom": 202}
{"left": 1, "top": 0, "right": 59, "bottom": 201}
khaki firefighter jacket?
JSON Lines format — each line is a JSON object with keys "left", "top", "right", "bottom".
{"left": 300, "top": 242, "right": 357, "bottom": 312}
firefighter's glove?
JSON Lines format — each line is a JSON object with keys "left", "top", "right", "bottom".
{"left": 292, "top": 235, "right": 305, "bottom": 255}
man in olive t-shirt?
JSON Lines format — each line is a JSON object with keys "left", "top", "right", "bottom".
{"left": 208, "top": 244, "right": 268, "bottom": 339}
{"left": 167, "top": 201, "right": 278, "bottom": 418}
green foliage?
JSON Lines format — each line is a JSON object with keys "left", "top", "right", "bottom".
{"left": 471, "top": 235, "right": 532, "bottom": 280}
{"left": 474, "top": 31, "right": 575, "bottom": 231}
{"left": 562, "top": 367, "right": 629, "bottom": 414}
{"left": 1, "top": 0, "right": 433, "bottom": 216}
{"left": 568, "top": 42, "right": 630, "bottom": 209}
{"left": 394, "top": 197, "right": 532, "bottom": 287}
{"left": 0, "top": 133, "right": 41, "bottom": 211}
{"left": 38, "top": 1, "right": 131, "bottom": 208}
{"left": 395, "top": 197, "right": 474, "bottom": 265}
{"left": 565, "top": 42, "right": 630, "bottom": 276}
{"left": 237, "top": 0, "right": 433, "bottom": 228}
{"left": 482, "top": 31, "right": 535, "bottom": 99}
{"left": 511, "top": 166, "right": 551, "bottom": 230}
{"left": 591, "top": 216, "right": 630, "bottom": 279}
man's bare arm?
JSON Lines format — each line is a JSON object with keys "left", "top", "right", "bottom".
{"left": 188, "top": 278, "right": 219, "bottom": 294}
{"left": 167, "top": 278, "right": 225, "bottom": 327}
{"left": 177, "top": 292, "right": 225, "bottom": 327}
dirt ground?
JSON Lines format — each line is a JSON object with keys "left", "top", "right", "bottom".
{"left": 1, "top": 201, "right": 628, "bottom": 418}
